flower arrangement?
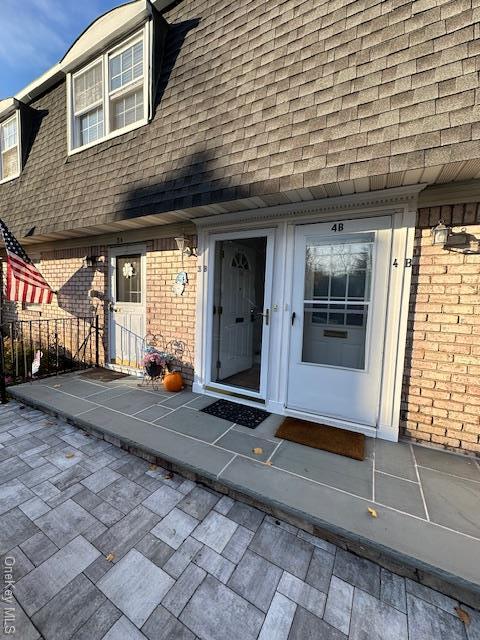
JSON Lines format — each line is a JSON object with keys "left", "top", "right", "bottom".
{"left": 143, "top": 347, "right": 175, "bottom": 379}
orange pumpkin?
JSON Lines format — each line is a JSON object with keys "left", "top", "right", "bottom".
{"left": 163, "top": 371, "right": 184, "bottom": 392}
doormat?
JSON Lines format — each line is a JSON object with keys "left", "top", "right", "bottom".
{"left": 275, "top": 417, "right": 365, "bottom": 461}
{"left": 79, "top": 368, "right": 128, "bottom": 382}
{"left": 201, "top": 399, "right": 270, "bottom": 429}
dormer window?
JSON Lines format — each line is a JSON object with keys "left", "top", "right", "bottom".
{"left": 68, "top": 27, "right": 149, "bottom": 153}
{"left": 0, "top": 112, "right": 21, "bottom": 183}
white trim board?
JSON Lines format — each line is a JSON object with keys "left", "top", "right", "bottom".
{"left": 193, "top": 188, "right": 420, "bottom": 442}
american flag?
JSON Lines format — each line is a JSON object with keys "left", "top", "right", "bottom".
{"left": 0, "top": 219, "right": 54, "bottom": 304}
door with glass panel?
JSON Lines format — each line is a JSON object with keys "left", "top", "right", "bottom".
{"left": 108, "top": 247, "right": 146, "bottom": 369}
{"left": 209, "top": 233, "right": 274, "bottom": 398}
{"left": 287, "top": 218, "right": 392, "bottom": 427}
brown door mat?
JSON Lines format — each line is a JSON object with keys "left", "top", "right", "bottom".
{"left": 79, "top": 368, "right": 129, "bottom": 382}
{"left": 275, "top": 417, "right": 365, "bottom": 461}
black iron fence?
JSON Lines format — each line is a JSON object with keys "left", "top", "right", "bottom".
{"left": 0, "top": 316, "right": 100, "bottom": 393}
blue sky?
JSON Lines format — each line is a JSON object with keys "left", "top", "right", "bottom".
{"left": 0, "top": 0, "right": 132, "bottom": 98}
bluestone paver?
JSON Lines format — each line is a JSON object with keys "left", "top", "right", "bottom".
{"left": 192, "top": 510, "right": 238, "bottom": 553}
{"left": 14, "top": 536, "right": 100, "bottom": 615}
{"left": 97, "top": 549, "right": 174, "bottom": 627}
{"left": 228, "top": 549, "right": 282, "bottom": 612}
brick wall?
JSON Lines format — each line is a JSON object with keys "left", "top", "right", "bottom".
{"left": 402, "top": 203, "right": 480, "bottom": 454}
{"left": 6, "top": 236, "right": 198, "bottom": 383}
{"left": 146, "top": 235, "right": 197, "bottom": 384}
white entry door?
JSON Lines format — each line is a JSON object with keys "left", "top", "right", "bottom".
{"left": 208, "top": 231, "right": 274, "bottom": 398}
{"left": 287, "top": 217, "right": 392, "bottom": 427}
{"left": 218, "top": 242, "right": 256, "bottom": 380}
{"left": 108, "top": 246, "right": 146, "bottom": 369}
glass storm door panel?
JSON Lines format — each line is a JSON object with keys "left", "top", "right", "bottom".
{"left": 287, "top": 218, "right": 392, "bottom": 427}
{"left": 211, "top": 237, "right": 269, "bottom": 394}
{"left": 109, "top": 251, "right": 146, "bottom": 368}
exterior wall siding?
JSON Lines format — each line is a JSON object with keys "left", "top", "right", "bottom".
{"left": 401, "top": 203, "right": 480, "bottom": 454}
{"left": 2, "top": 0, "right": 480, "bottom": 238}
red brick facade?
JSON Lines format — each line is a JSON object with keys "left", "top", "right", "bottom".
{"left": 145, "top": 236, "right": 197, "bottom": 384}
{"left": 401, "top": 204, "right": 480, "bottom": 454}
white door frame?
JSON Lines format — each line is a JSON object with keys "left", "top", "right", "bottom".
{"left": 203, "top": 228, "right": 275, "bottom": 401}
{"left": 107, "top": 243, "right": 147, "bottom": 373}
{"left": 194, "top": 186, "right": 422, "bottom": 441}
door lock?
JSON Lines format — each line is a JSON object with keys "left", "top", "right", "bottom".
{"left": 258, "top": 309, "right": 270, "bottom": 326}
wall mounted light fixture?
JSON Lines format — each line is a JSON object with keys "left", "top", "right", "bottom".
{"left": 83, "top": 255, "right": 98, "bottom": 268}
{"left": 175, "top": 235, "right": 194, "bottom": 257}
{"left": 431, "top": 221, "right": 450, "bottom": 246}
{"left": 431, "top": 221, "right": 479, "bottom": 253}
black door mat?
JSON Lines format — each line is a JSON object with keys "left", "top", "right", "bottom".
{"left": 79, "top": 368, "right": 128, "bottom": 382}
{"left": 201, "top": 399, "right": 270, "bottom": 429}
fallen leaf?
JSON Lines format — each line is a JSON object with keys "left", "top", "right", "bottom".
{"left": 65, "top": 452, "right": 75, "bottom": 459}
{"left": 148, "top": 464, "right": 157, "bottom": 471}
{"left": 53, "top": 384, "right": 61, "bottom": 388}
{"left": 367, "top": 507, "right": 378, "bottom": 518}
{"left": 105, "top": 553, "right": 115, "bottom": 562}
{"left": 164, "top": 472, "right": 174, "bottom": 480}
{"left": 455, "top": 607, "right": 471, "bottom": 626}
{"left": 252, "top": 447, "right": 263, "bottom": 455}
{"left": 264, "top": 460, "right": 272, "bottom": 466}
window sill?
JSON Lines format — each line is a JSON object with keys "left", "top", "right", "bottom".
{"left": 68, "top": 117, "right": 148, "bottom": 157}
{"left": 0, "top": 172, "right": 21, "bottom": 186}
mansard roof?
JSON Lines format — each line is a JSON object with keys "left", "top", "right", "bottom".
{"left": 2, "top": 0, "right": 480, "bottom": 242}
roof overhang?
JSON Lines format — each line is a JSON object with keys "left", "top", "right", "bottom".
{"left": 0, "top": 97, "right": 19, "bottom": 120}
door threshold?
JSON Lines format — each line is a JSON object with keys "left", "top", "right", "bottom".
{"left": 202, "top": 385, "right": 266, "bottom": 407}
{"left": 105, "top": 363, "right": 143, "bottom": 378}
{"left": 284, "top": 407, "right": 377, "bottom": 437}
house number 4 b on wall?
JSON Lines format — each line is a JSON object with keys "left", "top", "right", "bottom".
{"left": 393, "top": 258, "right": 413, "bottom": 268}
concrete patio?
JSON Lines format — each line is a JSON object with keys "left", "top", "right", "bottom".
{"left": 1, "top": 399, "right": 480, "bottom": 640}
{"left": 8, "top": 371, "right": 480, "bottom": 607}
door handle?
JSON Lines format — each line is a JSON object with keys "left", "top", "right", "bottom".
{"left": 291, "top": 312, "right": 296, "bottom": 325}
{"left": 258, "top": 309, "right": 270, "bottom": 326}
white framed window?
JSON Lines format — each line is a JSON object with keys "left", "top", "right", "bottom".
{"left": 68, "top": 26, "right": 150, "bottom": 154}
{"left": 0, "top": 112, "right": 21, "bottom": 183}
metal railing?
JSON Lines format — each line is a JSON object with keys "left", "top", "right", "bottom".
{"left": 0, "top": 316, "right": 100, "bottom": 393}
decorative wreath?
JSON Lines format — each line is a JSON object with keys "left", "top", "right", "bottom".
{"left": 122, "top": 262, "right": 136, "bottom": 279}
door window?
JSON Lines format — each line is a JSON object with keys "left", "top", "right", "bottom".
{"left": 116, "top": 255, "right": 142, "bottom": 302}
{"left": 302, "top": 233, "right": 374, "bottom": 370}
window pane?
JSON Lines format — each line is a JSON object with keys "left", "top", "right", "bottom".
{"left": 74, "top": 63, "right": 103, "bottom": 113}
{"left": 304, "top": 234, "right": 374, "bottom": 302}
{"left": 109, "top": 40, "right": 143, "bottom": 92}
{"left": 111, "top": 89, "right": 144, "bottom": 130}
{"left": 79, "top": 107, "right": 104, "bottom": 146}
{"left": 1, "top": 119, "right": 17, "bottom": 150}
{"left": 301, "top": 233, "right": 374, "bottom": 370}
{"left": 116, "top": 255, "right": 141, "bottom": 303}
{"left": 2, "top": 147, "right": 18, "bottom": 179}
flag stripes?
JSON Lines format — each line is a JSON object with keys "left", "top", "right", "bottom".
{"left": 0, "top": 219, "right": 54, "bottom": 304}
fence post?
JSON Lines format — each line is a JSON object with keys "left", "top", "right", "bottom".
{"left": 95, "top": 315, "right": 100, "bottom": 368}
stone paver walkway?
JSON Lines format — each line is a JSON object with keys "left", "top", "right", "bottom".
{"left": 1, "top": 401, "right": 479, "bottom": 639}
{"left": 9, "top": 373, "right": 480, "bottom": 594}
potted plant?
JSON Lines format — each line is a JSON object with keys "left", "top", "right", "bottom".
{"left": 143, "top": 349, "right": 166, "bottom": 380}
